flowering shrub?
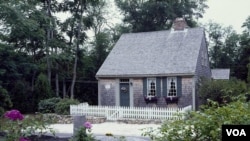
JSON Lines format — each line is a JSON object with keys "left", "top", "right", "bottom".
{"left": 84, "top": 121, "right": 92, "bottom": 129}
{"left": 4, "top": 109, "right": 24, "bottom": 121}
{"left": 71, "top": 121, "right": 95, "bottom": 141}
{"left": 2, "top": 109, "right": 54, "bottom": 141}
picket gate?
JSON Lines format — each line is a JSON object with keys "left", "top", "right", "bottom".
{"left": 70, "top": 103, "right": 192, "bottom": 121}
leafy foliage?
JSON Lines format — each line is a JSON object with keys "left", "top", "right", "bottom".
{"left": 205, "top": 22, "right": 240, "bottom": 69}
{"left": 1, "top": 110, "right": 55, "bottom": 141}
{"left": 34, "top": 73, "right": 53, "bottom": 101}
{"left": 0, "top": 87, "right": 12, "bottom": 116}
{"left": 198, "top": 78, "right": 248, "bottom": 105}
{"left": 38, "top": 97, "right": 61, "bottom": 113}
{"left": 235, "top": 29, "right": 250, "bottom": 81}
{"left": 115, "top": 0, "right": 208, "bottom": 32}
{"left": 142, "top": 97, "right": 250, "bottom": 141}
{"left": 55, "top": 98, "right": 80, "bottom": 115}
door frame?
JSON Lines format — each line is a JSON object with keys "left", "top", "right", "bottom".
{"left": 117, "top": 79, "right": 133, "bottom": 107}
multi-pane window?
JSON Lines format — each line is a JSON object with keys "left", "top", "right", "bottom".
{"left": 120, "top": 79, "right": 129, "bottom": 83}
{"left": 147, "top": 78, "right": 156, "bottom": 97}
{"left": 167, "top": 77, "right": 177, "bottom": 97}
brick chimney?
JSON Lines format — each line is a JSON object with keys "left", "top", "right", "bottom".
{"left": 172, "top": 18, "right": 189, "bottom": 30}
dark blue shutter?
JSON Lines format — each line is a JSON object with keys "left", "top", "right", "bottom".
{"left": 162, "top": 77, "right": 167, "bottom": 97}
{"left": 177, "top": 76, "right": 182, "bottom": 97}
{"left": 156, "top": 78, "right": 161, "bottom": 97}
{"left": 143, "top": 78, "right": 147, "bottom": 97}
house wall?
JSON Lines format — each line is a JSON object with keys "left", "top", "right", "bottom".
{"left": 195, "top": 35, "right": 212, "bottom": 109}
{"left": 98, "top": 79, "right": 117, "bottom": 106}
{"left": 132, "top": 78, "right": 166, "bottom": 107}
{"left": 178, "top": 77, "right": 193, "bottom": 107}
{"left": 196, "top": 36, "right": 211, "bottom": 79}
{"left": 98, "top": 77, "right": 194, "bottom": 108}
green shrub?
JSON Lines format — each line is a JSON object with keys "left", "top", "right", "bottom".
{"left": 0, "top": 87, "right": 12, "bottom": 116}
{"left": 55, "top": 98, "right": 80, "bottom": 115}
{"left": 38, "top": 97, "right": 61, "bottom": 113}
{"left": 0, "top": 107, "right": 4, "bottom": 117}
{"left": 198, "top": 78, "right": 248, "bottom": 105}
{"left": 34, "top": 73, "right": 53, "bottom": 100}
{"left": 142, "top": 97, "right": 250, "bottom": 141}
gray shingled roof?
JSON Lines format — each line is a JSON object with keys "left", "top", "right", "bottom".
{"left": 211, "top": 69, "right": 230, "bottom": 80}
{"left": 96, "top": 27, "right": 205, "bottom": 78}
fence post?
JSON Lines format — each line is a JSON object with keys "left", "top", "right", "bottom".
{"left": 73, "top": 115, "right": 86, "bottom": 136}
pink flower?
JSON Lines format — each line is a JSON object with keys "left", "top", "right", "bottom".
{"left": 19, "top": 137, "right": 30, "bottom": 141}
{"left": 84, "top": 121, "right": 92, "bottom": 129}
{"left": 4, "top": 109, "right": 24, "bottom": 121}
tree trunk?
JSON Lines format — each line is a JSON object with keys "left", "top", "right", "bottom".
{"left": 55, "top": 47, "right": 59, "bottom": 97}
{"left": 70, "top": 1, "right": 84, "bottom": 99}
{"left": 46, "top": 0, "right": 52, "bottom": 85}
{"left": 63, "top": 78, "right": 66, "bottom": 98}
{"left": 70, "top": 55, "right": 78, "bottom": 99}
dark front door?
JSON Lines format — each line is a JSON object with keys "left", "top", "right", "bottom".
{"left": 120, "top": 83, "right": 130, "bottom": 107}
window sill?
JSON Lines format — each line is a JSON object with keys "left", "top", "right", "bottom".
{"left": 144, "top": 96, "right": 158, "bottom": 104}
{"left": 164, "top": 96, "right": 179, "bottom": 104}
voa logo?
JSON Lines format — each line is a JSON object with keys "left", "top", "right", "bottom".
{"left": 226, "top": 129, "right": 246, "bottom": 136}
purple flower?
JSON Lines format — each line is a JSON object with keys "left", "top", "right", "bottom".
{"left": 19, "top": 137, "right": 30, "bottom": 141}
{"left": 4, "top": 109, "right": 24, "bottom": 121}
{"left": 84, "top": 121, "right": 92, "bottom": 129}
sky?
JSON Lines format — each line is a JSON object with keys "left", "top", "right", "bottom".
{"left": 199, "top": 0, "right": 250, "bottom": 34}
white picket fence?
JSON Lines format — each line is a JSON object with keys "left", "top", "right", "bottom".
{"left": 70, "top": 103, "right": 192, "bottom": 121}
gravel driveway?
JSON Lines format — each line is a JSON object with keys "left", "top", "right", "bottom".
{"left": 48, "top": 121, "right": 161, "bottom": 141}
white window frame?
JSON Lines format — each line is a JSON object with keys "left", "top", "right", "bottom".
{"left": 147, "top": 78, "right": 156, "bottom": 97}
{"left": 167, "top": 77, "right": 177, "bottom": 97}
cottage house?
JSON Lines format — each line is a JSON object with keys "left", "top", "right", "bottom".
{"left": 96, "top": 18, "right": 213, "bottom": 110}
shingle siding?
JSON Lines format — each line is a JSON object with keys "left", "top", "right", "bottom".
{"left": 99, "top": 79, "right": 116, "bottom": 106}
{"left": 133, "top": 78, "right": 146, "bottom": 107}
{"left": 195, "top": 36, "right": 211, "bottom": 79}
{"left": 99, "top": 77, "right": 194, "bottom": 108}
{"left": 178, "top": 77, "right": 193, "bottom": 107}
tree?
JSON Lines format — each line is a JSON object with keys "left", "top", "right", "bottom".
{"left": 60, "top": 0, "right": 100, "bottom": 99}
{"left": 34, "top": 73, "right": 53, "bottom": 102}
{"left": 0, "top": 43, "right": 37, "bottom": 113}
{"left": 234, "top": 16, "right": 250, "bottom": 81}
{"left": 204, "top": 21, "right": 240, "bottom": 72}
{"left": 88, "top": 0, "right": 113, "bottom": 76}
{"left": 41, "top": 0, "right": 59, "bottom": 87}
{"left": 115, "top": 0, "right": 208, "bottom": 32}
